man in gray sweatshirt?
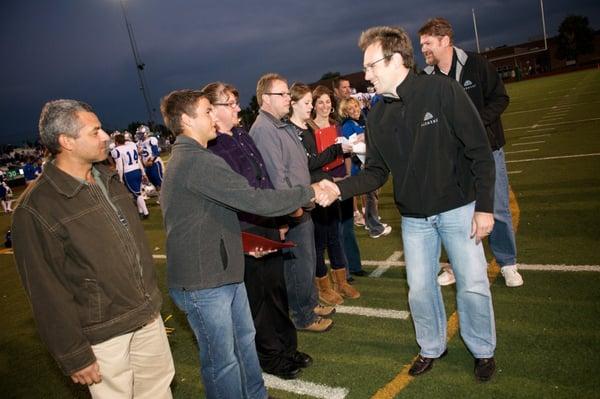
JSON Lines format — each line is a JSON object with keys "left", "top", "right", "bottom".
{"left": 159, "top": 89, "right": 331, "bottom": 399}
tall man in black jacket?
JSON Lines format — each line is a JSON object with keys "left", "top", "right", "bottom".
{"left": 419, "top": 17, "right": 523, "bottom": 288}
{"left": 321, "top": 26, "right": 498, "bottom": 381}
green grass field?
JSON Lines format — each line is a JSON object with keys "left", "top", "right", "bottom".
{"left": 1, "top": 69, "right": 599, "bottom": 398}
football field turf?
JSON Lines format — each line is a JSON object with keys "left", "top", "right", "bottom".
{"left": 1, "top": 69, "right": 599, "bottom": 398}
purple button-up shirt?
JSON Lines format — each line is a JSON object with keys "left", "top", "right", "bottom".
{"left": 209, "top": 127, "right": 278, "bottom": 230}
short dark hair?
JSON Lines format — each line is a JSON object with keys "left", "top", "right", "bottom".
{"left": 160, "top": 89, "right": 206, "bottom": 136}
{"left": 38, "top": 99, "right": 93, "bottom": 156}
{"left": 418, "top": 17, "right": 454, "bottom": 45}
{"left": 332, "top": 77, "right": 349, "bottom": 91}
{"left": 114, "top": 134, "right": 125, "bottom": 145}
{"left": 358, "top": 26, "right": 414, "bottom": 69}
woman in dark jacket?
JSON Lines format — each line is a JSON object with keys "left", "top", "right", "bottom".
{"left": 289, "top": 83, "right": 360, "bottom": 304}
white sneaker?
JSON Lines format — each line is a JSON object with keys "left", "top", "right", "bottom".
{"left": 437, "top": 269, "right": 456, "bottom": 286}
{"left": 370, "top": 224, "right": 392, "bottom": 239}
{"left": 501, "top": 265, "right": 523, "bottom": 287}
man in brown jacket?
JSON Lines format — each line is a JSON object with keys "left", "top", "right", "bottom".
{"left": 12, "top": 99, "right": 174, "bottom": 398}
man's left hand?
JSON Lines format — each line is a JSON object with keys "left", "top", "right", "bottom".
{"left": 471, "top": 212, "right": 494, "bottom": 244}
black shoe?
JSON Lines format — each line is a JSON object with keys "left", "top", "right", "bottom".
{"left": 474, "top": 357, "right": 496, "bottom": 382}
{"left": 408, "top": 349, "right": 448, "bottom": 376}
{"left": 290, "top": 351, "right": 313, "bottom": 368}
{"left": 347, "top": 276, "right": 355, "bottom": 284}
{"left": 350, "top": 270, "right": 367, "bottom": 277}
{"left": 264, "top": 363, "right": 302, "bottom": 380}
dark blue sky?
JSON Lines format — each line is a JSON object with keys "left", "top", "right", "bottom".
{"left": 1, "top": 0, "right": 598, "bottom": 144}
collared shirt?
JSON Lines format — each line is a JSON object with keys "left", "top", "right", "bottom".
{"left": 208, "top": 127, "right": 273, "bottom": 190}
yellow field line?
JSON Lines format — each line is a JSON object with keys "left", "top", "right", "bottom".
{"left": 371, "top": 188, "right": 520, "bottom": 399}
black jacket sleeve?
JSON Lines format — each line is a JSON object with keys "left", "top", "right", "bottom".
{"left": 477, "top": 55, "right": 509, "bottom": 126}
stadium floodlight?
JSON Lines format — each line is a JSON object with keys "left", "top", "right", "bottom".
{"left": 119, "top": 0, "right": 155, "bottom": 124}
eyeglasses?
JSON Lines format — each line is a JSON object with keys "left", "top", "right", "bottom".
{"left": 362, "top": 54, "right": 393, "bottom": 73}
{"left": 264, "top": 92, "right": 291, "bottom": 98}
{"left": 214, "top": 101, "right": 240, "bottom": 109}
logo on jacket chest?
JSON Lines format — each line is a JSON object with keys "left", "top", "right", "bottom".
{"left": 420, "top": 112, "right": 439, "bottom": 127}
{"left": 463, "top": 80, "right": 476, "bottom": 90}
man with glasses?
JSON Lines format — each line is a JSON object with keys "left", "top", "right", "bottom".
{"left": 323, "top": 26, "right": 498, "bottom": 382}
{"left": 250, "top": 73, "right": 335, "bottom": 333}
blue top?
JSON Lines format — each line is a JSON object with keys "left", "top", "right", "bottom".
{"left": 341, "top": 118, "right": 365, "bottom": 176}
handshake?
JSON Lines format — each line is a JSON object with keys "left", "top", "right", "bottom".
{"left": 310, "top": 180, "right": 341, "bottom": 207}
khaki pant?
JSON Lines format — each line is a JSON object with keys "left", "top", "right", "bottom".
{"left": 89, "top": 316, "right": 175, "bottom": 399}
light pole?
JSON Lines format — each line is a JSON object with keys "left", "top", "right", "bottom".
{"left": 119, "top": 0, "right": 155, "bottom": 125}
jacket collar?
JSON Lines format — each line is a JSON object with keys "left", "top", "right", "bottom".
{"left": 423, "top": 46, "right": 468, "bottom": 82}
{"left": 393, "top": 70, "right": 417, "bottom": 103}
{"left": 43, "top": 161, "right": 117, "bottom": 199}
{"left": 258, "top": 109, "right": 289, "bottom": 129}
{"left": 173, "top": 134, "right": 210, "bottom": 151}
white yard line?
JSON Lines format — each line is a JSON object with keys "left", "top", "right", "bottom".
{"left": 518, "top": 264, "right": 600, "bottom": 272}
{"left": 507, "top": 170, "right": 522, "bottom": 174}
{"left": 521, "top": 134, "right": 551, "bottom": 139}
{"left": 505, "top": 148, "right": 539, "bottom": 154}
{"left": 505, "top": 117, "right": 600, "bottom": 131}
{"left": 263, "top": 374, "right": 349, "bottom": 399}
{"left": 512, "top": 141, "right": 545, "bottom": 146}
{"left": 336, "top": 305, "right": 410, "bottom": 320}
{"left": 506, "top": 152, "right": 600, "bottom": 164}
{"left": 525, "top": 127, "right": 555, "bottom": 132}
{"left": 370, "top": 251, "right": 403, "bottom": 277}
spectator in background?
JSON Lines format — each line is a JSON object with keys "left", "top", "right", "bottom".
{"left": 111, "top": 134, "right": 149, "bottom": 219}
{"left": 23, "top": 156, "right": 38, "bottom": 184}
{"left": 419, "top": 17, "right": 523, "bottom": 287}
{"left": 339, "top": 97, "right": 392, "bottom": 240}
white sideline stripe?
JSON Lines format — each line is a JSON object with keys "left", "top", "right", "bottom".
{"left": 518, "top": 264, "right": 600, "bottom": 272}
{"left": 506, "top": 152, "right": 600, "bottom": 163}
{"left": 505, "top": 117, "right": 600, "bottom": 131}
{"left": 526, "top": 127, "right": 555, "bottom": 132}
{"left": 370, "top": 251, "right": 403, "bottom": 277}
{"left": 507, "top": 170, "right": 522, "bottom": 174}
{"left": 512, "top": 141, "right": 545, "bottom": 146}
{"left": 336, "top": 305, "right": 410, "bottom": 320}
{"left": 263, "top": 374, "right": 349, "bottom": 399}
{"left": 153, "top": 254, "right": 166, "bottom": 259}
{"left": 505, "top": 149, "right": 539, "bottom": 154}
{"left": 522, "top": 134, "right": 551, "bottom": 139}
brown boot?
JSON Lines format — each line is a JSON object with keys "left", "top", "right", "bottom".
{"left": 314, "top": 304, "right": 336, "bottom": 317}
{"left": 315, "top": 276, "right": 344, "bottom": 305}
{"left": 331, "top": 269, "right": 361, "bottom": 299}
{"left": 299, "top": 316, "right": 333, "bottom": 333}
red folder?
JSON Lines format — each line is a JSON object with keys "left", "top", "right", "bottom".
{"left": 241, "top": 232, "right": 296, "bottom": 253}
{"left": 314, "top": 126, "right": 343, "bottom": 171}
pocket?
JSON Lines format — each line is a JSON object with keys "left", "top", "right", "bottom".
{"left": 84, "top": 279, "right": 102, "bottom": 323}
{"left": 219, "top": 239, "right": 228, "bottom": 270}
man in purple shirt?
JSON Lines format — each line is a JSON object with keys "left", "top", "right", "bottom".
{"left": 205, "top": 82, "right": 313, "bottom": 380}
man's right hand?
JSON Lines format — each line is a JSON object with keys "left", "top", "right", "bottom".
{"left": 70, "top": 361, "right": 102, "bottom": 385}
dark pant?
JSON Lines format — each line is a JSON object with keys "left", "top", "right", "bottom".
{"left": 312, "top": 202, "right": 346, "bottom": 277}
{"left": 244, "top": 225, "right": 298, "bottom": 371}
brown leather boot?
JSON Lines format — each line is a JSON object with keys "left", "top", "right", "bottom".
{"left": 315, "top": 276, "right": 344, "bottom": 305}
{"left": 331, "top": 268, "right": 361, "bottom": 299}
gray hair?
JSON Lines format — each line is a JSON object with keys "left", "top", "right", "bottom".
{"left": 38, "top": 99, "right": 93, "bottom": 155}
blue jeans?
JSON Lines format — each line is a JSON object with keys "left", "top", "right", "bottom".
{"left": 283, "top": 214, "right": 319, "bottom": 328}
{"left": 490, "top": 148, "right": 517, "bottom": 267}
{"left": 365, "top": 190, "right": 386, "bottom": 234}
{"left": 402, "top": 202, "right": 496, "bottom": 359}
{"left": 170, "top": 283, "right": 267, "bottom": 399}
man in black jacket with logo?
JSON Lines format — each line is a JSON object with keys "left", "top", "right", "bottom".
{"left": 322, "top": 26, "right": 498, "bottom": 382}
{"left": 419, "top": 17, "right": 523, "bottom": 288}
